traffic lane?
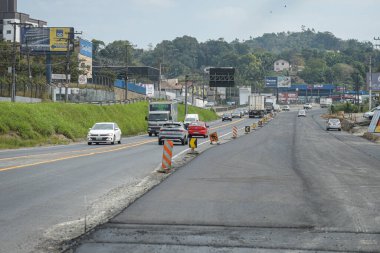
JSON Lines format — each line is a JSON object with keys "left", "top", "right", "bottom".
{"left": 308, "top": 109, "right": 380, "bottom": 160}
{"left": 0, "top": 117, "right": 251, "bottom": 171}
{"left": 0, "top": 116, "right": 256, "bottom": 253}
{"left": 111, "top": 113, "right": 312, "bottom": 228}
{"left": 294, "top": 109, "right": 380, "bottom": 232}
{"left": 0, "top": 141, "right": 164, "bottom": 253}
{"left": 97, "top": 110, "right": 380, "bottom": 251}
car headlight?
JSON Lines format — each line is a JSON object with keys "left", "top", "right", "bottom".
{"left": 107, "top": 133, "right": 113, "bottom": 136}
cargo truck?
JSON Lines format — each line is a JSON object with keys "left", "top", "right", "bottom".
{"left": 248, "top": 95, "right": 266, "bottom": 118}
{"left": 320, "top": 98, "right": 332, "bottom": 108}
{"left": 146, "top": 101, "right": 178, "bottom": 136}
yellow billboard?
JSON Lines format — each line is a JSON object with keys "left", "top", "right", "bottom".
{"left": 49, "top": 27, "right": 73, "bottom": 52}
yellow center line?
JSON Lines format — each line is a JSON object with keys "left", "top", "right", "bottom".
{"left": 0, "top": 139, "right": 156, "bottom": 173}
{"left": 0, "top": 141, "right": 147, "bottom": 162}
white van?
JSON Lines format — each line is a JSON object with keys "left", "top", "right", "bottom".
{"left": 184, "top": 114, "right": 199, "bottom": 128}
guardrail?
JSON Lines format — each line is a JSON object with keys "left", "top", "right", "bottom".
{"left": 75, "top": 97, "right": 161, "bottom": 106}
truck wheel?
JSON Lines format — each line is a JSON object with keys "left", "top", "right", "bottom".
{"left": 154, "top": 133, "right": 158, "bottom": 137}
{"left": 87, "top": 142, "right": 92, "bottom": 145}
{"left": 158, "top": 139, "right": 163, "bottom": 145}
{"left": 149, "top": 133, "right": 152, "bottom": 137}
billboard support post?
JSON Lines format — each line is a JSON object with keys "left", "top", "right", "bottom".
{"left": 65, "top": 35, "right": 70, "bottom": 103}
{"left": 11, "top": 23, "right": 16, "bottom": 102}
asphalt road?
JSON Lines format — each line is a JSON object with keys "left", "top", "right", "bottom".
{"left": 74, "top": 109, "right": 380, "bottom": 252}
{"left": 0, "top": 115, "right": 258, "bottom": 253}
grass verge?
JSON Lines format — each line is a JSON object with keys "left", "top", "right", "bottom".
{"left": 0, "top": 102, "right": 218, "bottom": 149}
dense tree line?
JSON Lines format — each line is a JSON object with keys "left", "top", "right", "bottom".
{"left": 93, "top": 30, "right": 380, "bottom": 91}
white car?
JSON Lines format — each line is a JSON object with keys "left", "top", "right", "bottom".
{"left": 282, "top": 105, "right": 290, "bottom": 111}
{"left": 87, "top": 122, "right": 122, "bottom": 145}
{"left": 298, "top": 109, "right": 306, "bottom": 117}
{"left": 303, "top": 103, "right": 313, "bottom": 109}
{"left": 363, "top": 106, "right": 380, "bottom": 120}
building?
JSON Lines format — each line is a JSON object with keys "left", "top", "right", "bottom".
{"left": 0, "top": 0, "right": 46, "bottom": 42}
{"left": 274, "top": 59, "right": 290, "bottom": 72}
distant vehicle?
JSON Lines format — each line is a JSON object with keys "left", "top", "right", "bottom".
{"left": 265, "top": 96, "right": 277, "bottom": 113}
{"left": 147, "top": 101, "right": 178, "bottom": 137}
{"left": 363, "top": 106, "right": 380, "bottom": 120}
{"left": 188, "top": 121, "right": 209, "bottom": 138}
{"left": 87, "top": 122, "right": 122, "bottom": 145}
{"left": 226, "top": 101, "right": 236, "bottom": 106}
{"left": 236, "top": 108, "right": 245, "bottom": 116}
{"left": 243, "top": 108, "right": 249, "bottom": 115}
{"left": 158, "top": 122, "right": 188, "bottom": 145}
{"left": 232, "top": 111, "right": 242, "bottom": 118}
{"left": 222, "top": 113, "right": 232, "bottom": 121}
{"left": 320, "top": 98, "right": 333, "bottom": 108}
{"left": 326, "top": 118, "right": 342, "bottom": 131}
{"left": 282, "top": 105, "right": 290, "bottom": 111}
{"left": 248, "top": 95, "right": 266, "bottom": 118}
{"left": 304, "top": 103, "right": 313, "bottom": 109}
{"left": 298, "top": 109, "right": 306, "bottom": 117}
{"left": 184, "top": 114, "right": 199, "bottom": 128}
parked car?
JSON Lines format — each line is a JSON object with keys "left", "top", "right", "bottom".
{"left": 298, "top": 109, "right": 306, "bottom": 117}
{"left": 158, "top": 122, "right": 188, "bottom": 145}
{"left": 363, "top": 106, "right": 380, "bottom": 120}
{"left": 222, "top": 113, "right": 232, "bottom": 121}
{"left": 87, "top": 122, "right": 122, "bottom": 145}
{"left": 232, "top": 111, "right": 242, "bottom": 118}
{"left": 282, "top": 105, "right": 290, "bottom": 111}
{"left": 326, "top": 118, "right": 342, "bottom": 131}
{"left": 304, "top": 103, "right": 313, "bottom": 109}
{"left": 188, "top": 121, "right": 209, "bottom": 138}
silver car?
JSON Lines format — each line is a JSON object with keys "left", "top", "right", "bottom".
{"left": 158, "top": 122, "right": 188, "bottom": 145}
{"left": 326, "top": 118, "right": 342, "bottom": 131}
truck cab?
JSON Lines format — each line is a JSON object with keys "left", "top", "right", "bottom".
{"left": 147, "top": 102, "right": 178, "bottom": 136}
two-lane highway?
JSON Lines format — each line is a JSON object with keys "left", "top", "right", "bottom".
{"left": 74, "top": 108, "right": 380, "bottom": 253}
{"left": 0, "top": 115, "right": 259, "bottom": 253}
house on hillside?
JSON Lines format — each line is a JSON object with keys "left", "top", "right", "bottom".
{"left": 274, "top": 59, "right": 290, "bottom": 72}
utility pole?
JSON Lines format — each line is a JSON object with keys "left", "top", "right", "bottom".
{"left": 125, "top": 43, "right": 129, "bottom": 101}
{"left": 369, "top": 55, "right": 372, "bottom": 110}
{"left": 64, "top": 31, "right": 82, "bottom": 103}
{"left": 26, "top": 37, "right": 32, "bottom": 98}
{"left": 11, "top": 22, "right": 17, "bottom": 102}
{"left": 185, "top": 75, "right": 189, "bottom": 115}
{"left": 10, "top": 22, "right": 32, "bottom": 102}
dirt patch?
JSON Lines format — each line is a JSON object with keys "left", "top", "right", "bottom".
{"left": 363, "top": 132, "right": 380, "bottom": 143}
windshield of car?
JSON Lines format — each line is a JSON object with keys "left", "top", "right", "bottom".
{"left": 329, "top": 119, "right": 340, "bottom": 123}
{"left": 92, "top": 124, "right": 114, "bottom": 130}
{"left": 185, "top": 117, "right": 197, "bottom": 122}
{"left": 149, "top": 114, "right": 168, "bottom": 121}
{"left": 223, "top": 114, "right": 231, "bottom": 117}
{"left": 162, "top": 123, "right": 182, "bottom": 128}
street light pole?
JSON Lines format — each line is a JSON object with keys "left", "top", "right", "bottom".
{"left": 369, "top": 55, "right": 372, "bottom": 110}
{"left": 11, "top": 22, "right": 17, "bottom": 102}
{"left": 185, "top": 75, "right": 189, "bottom": 115}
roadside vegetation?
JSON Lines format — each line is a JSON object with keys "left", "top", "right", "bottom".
{"left": 0, "top": 102, "right": 218, "bottom": 149}
{"left": 330, "top": 102, "right": 369, "bottom": 114}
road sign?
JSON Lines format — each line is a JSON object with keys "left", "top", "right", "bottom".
{"left": 252, "top": 123, "right": 257, "bottom": 130}
{"left": 210, "top": 132, "right": 219, "bottom": 144}
{"left": 189, "top": 137, "right": 198, "bottom": 149}
{"left": 245, "top": 126, "right": 251, "bottom": 134}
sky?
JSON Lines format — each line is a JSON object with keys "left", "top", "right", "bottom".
{"left": 19, "top": 0, "right": 380, "bottom": 49}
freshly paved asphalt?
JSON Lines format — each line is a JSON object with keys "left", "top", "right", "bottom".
{"left": 0, "top": 116, "right": 257, "bottom": 253}
{"left": 74, "top": 109, "right": 380, "bottom": 252}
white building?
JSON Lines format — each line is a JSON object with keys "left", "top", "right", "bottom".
{"left": 274, "top": 59, "right": 290, "bottom": 72}
{"left": 0, "top": 0, "right": 46, "bottom": 42}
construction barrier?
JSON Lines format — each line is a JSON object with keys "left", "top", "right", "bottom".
{"left": 258, "top": 120, "right": 263, "bottom": 127}
{"left": 210, "top": 132, "right": 219, "bottom": 144}
{"left": 245, "top": 126, "right": 251, "bottom": 134}
{"left": 161, "top": 140, "right": 174, "bottom": 171}
{"left": 232, "top": 126, "right": 238, "bottom": 139}
{"left": 252, "top": 123, "right": 257, "bottom": 130}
